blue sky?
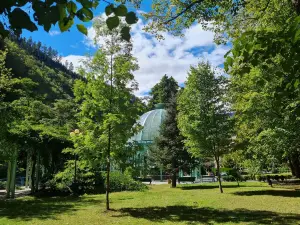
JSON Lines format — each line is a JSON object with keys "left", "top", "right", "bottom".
{"left": 22, "top": 2, "right": 230, "bottom": 96}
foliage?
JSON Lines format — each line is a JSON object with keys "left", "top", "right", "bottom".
{"left": 178, "top": 62, "right": 233, "bottom": 193}
{"left": 105, "top": 171, "right": 147, "bottom": 192}
{"left": 227, "top": 14, "right": 300, "bottom": 177}
{"left": 0, "top": 36, "right": 79, "bottom": 194}
{"left": 149, "top": 93, "right": 191, "bottom": 187}
{"left": 0, "top": 1, "right": 138, "bottom": 40}
{"left": 255, "top": 173, "right": 293, "bottom": 182}
{"left": 0, "top": 181, "right": 6, "bottom": 189}
{"left": 148, "top": 75, "right": 179, "bottom": 109}
{"left": 73, "top": 17, "right": 143, "bottom": 209}
{"left": 52, "top": 160, "right": 96, "bottom": 194}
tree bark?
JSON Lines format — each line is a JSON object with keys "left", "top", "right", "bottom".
{"left": 171, "top": 160, "right": 177, "bottom": 188}
{"left": 289, "top": 155, "right": 300, "bottom": 178}
{"left": 31, "top": 154, "right": 36, "bottom": 194}
{"left": 215, "top": 156, "right": 223, "bottom": 193}
{"left": 106, "top": 125, "right": 111, "bottom": 211}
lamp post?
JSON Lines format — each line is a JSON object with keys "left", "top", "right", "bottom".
{"left": 70, "top": 129, "right": 81, "bottom": 183}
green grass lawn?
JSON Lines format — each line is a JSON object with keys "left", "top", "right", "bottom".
{"left": 1, "top": 182, "right": 300, "bottom": 225}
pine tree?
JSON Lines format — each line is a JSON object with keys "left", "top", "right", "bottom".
{"left": 150, "top": 94, "right": 191, "bottom": 188}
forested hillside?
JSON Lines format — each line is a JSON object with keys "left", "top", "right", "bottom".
{"left": 0, "top": 36, "right": 79, "bottom": 185}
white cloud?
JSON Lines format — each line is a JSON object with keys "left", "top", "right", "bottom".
{"left": 61, "top": 55, "right": 87, "bottom": 69}
{"left": 49, "top": 30, "right": 60, "bottom": 36}
{"left": 64, "top": 18, "right": 230, "bottom": 96}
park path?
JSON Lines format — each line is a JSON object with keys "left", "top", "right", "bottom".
{"left": 0, "top": 188, "right": 31, "bottom": 199}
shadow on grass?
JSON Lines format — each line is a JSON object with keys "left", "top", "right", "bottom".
{"left": 234, "top": 189, "right": 300, "bottom": 198}
{"left": 115, "top": 206, "right": 300, "bottom": 224}
{"left": 0, "top": 196, "right": 103, "bottom": 221}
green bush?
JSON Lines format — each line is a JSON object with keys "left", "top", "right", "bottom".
{"left": 241, "top": 175, "right": 251, "bottom": 181}
{"left": 255, "top": 173, "right": 292, "bottom": 182}
{"left": 105, "top": 171, "right": 148, "bottom": 192}
{"left": 53, "top": 160, "right": 99, "bottom": 195}
{"left": 0, "top": 181, "right": 6, "bottom": 189}
{"left": 222, "top": 175, "right": 236, "bottom": 182}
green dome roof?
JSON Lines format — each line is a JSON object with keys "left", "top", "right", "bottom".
{"left": 131, "top": 108, "right": 166, "bottom": 143}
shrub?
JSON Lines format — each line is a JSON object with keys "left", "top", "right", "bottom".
{"left": 52, "top": 160, "right": 98, "bottom": 195}
{"left": 255, "top": 173, "right": 292, "bottom": 182}
{"left": 241, "top": 175, "right": 251, "bottom": 181}
{"left": 0, "top": 181, "right": 6, "bottom": 189}
{"left": 105, "top": 171, "right": 148, "bottom": 192}
{"left": 222, "top": 175, "right": 235, "bottom": 182}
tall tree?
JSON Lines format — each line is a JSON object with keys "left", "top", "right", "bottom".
{"left": 178, "top": 62, "right": 233, "bottom": 193}
{"left": 149, "top": 94, "right": 190, "bottom": 188}
{"left": 226, "top": 17, "right": 300, "bottom": 177}
{"left": 74, "top": 17, "right": 142, "bottom": 210}
{"left": 148, "top": 75, "right": 179, "bottom": 109}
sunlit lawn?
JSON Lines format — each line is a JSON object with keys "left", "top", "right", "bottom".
{"left": 1, "top": 182, "right": 300, "bottom": 225}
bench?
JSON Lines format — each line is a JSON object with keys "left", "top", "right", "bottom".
{"left": 201, "top": 175, "right": 216, "bottom": 182}
{"left": 178, "top": 177, "right": 196, "bottom": 183}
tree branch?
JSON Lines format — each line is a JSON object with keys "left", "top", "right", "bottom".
{"left": 163, "top": 0, "right": 204, "bottom": 24}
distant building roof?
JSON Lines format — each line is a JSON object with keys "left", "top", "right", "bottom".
{"left": 131, "top": 105, "right": 166, "bottom": 143}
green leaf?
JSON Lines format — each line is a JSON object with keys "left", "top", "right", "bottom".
{"left": 106, "top": 16, "right": 120, "bottom": 30}
{"left": 77, "top": 8, "right": 93, "bottom": 22}
{"left": 58, "top": 4, "right": 67, "bottom": 20}
{"left": 77, "top": 24, "right": 87, "bottom": 35}
{"left": 67, "top": 1, "right": 77, "bottom": 14}
{"left": 8, "top": 8, "right": 38, "bottom": 32}
{"left": 121, "top": 26, "right": 131, "bottom": 41}
{"left": 294, "top": 79, "right": 300, "bottom": 88}
{"left": 105, "top": 4, "right": 114, "bottom": 16}
{"left": 294, "top": 29, "right": 300, "bottom": 43}
{"left": 226, "top": 56, "right": 233, "bottom": 67}
{"left": 48, "top": 6, "right": 60, "bottom": 25}
{"left": 78, "top": 0, "right": 93, "bottom": 8}
{"left": 114, "top": 4, "right": 127, "bottom": 17}
{"left": 92, "top": 0, "right": 99, "bottom": 9}
{"left": 59, "top": 17, "right": 74, "bottom": 32}
{"left": 0, "top": 22, "right": 9, "bottom": 37}
{"left": 125, "top": 12, "right": 138, "bottom": 24}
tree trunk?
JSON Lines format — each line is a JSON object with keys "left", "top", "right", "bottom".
{"left": 215, "top": 157, "right": 223, "bottom": 193}
{"left": 106, "top": 125, "right": 111, "bottom": 211}
{"left": 289, "top": 155, "right": 300, "bottom": 178}
{"left": 106, "top": 157, "right": 110, "bottom": 210}
{"left": 171, "top": 160, "right": 177, "bottom": 188}
{"left": 31, "top": 154, "right": 36, "bottom": 194}
{"left": 6, "top": 161, "right": 12, "bottom": 198}
{"left": 35, "top": 151, "right": 40, "bottom": 193}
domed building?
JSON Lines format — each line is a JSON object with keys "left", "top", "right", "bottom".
{"left": 131, "top": 103, "right": 166, "bottom": 145}
{"left": 130, "top": 103, "right": 203, "bottom": 181}
{"left": 129, "top": 103, "right": 167, "bottom": 178}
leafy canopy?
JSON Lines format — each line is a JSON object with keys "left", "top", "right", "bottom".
{"left": 0, "top": 0, "right": 138, "bottom": 40}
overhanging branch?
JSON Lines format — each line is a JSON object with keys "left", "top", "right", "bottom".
{"left": 163, "top": 0, "right": 204, "bottom": 24}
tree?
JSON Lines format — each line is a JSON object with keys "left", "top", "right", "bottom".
{"left": 0, "top": 1, "right": 138, "bottom": 40}
{"left": 0, "top": 36, "right": 78, "bottom": 196}
{"left": 74, "top": 17, "right": 143, "bottom": 210}
{"left": 149, "top": 94, "right": 191, "bottom": 188}
{"left": 69, "top": 62, "right": 74, "bottom": 72}
{"left": 226, "top": 17, "right": 300, "bottom": 177}
{"left": 143, "top": 0, "right": 300, "bottom": 42}
{"left": 148, "top": 75, "right": 179, "bottom": 109}
{"left": 178, "top": 62, "right": 233, "bottom": 193}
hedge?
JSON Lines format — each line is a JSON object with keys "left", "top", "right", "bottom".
{"left": 255, "top": 173, "right": 292, "bottom": 182}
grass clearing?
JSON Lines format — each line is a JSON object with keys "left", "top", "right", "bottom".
{"left": 0, "top": 182, "right": 300, "bottom": 224}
